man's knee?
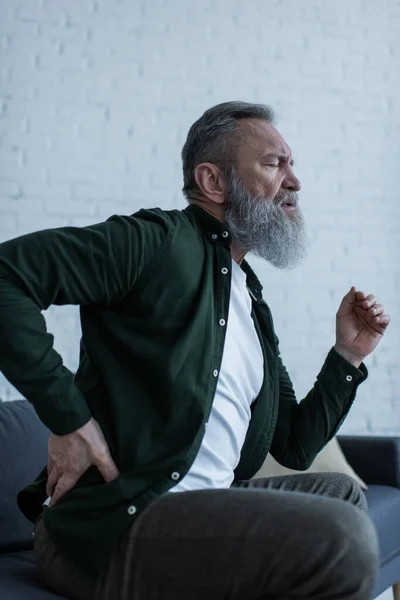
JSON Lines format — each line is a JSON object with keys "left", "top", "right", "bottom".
{"left": 320, "top": 471, "right": 368, "bottom": 512}
{"left": 253, "top": 490, "right": 378, "bottom": 598}
{"left": 317, "top": 498, "right": 379, "bottom": 593}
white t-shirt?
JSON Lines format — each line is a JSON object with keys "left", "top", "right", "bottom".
{"left": 170, "top": 260, "right": 264, "bottom": 493}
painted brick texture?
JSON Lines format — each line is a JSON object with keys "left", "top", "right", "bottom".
{"left": 0, "top": 0, "right": 399, "bottom": 433}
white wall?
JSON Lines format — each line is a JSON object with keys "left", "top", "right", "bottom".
{"left": 0, "top": 0, "right": 399, "bottom": 433}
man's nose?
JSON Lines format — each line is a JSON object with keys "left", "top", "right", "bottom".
{"left": 292, "top": 176, "right": 301, "bottom": 192}
{"left": 284, "top": 171, "right": 301, "bottom": 193}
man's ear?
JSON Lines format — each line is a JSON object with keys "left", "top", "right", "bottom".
{"left": 194, "top": 163, "right": 226, "bottom": 205}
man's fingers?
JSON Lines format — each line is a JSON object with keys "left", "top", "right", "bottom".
{"left": 354, "top": 306, "right": 391, "bottom": 333}
{"left": 368, "top": 303, "right": 384, "bottom": 316}
{"left": 375, "top": 314, "right": 391, "bottom": 328}
{"left": 50, "top": 473, "right": 80, "bottom": 506}
{"left": 46, "top": 465, "right": 59, "bottom": 497}
{"left": 361, "top": 293, "right": 376, "bottom": 308}
{"left": 96, "top": 453, "right": 120, "bottom": 483}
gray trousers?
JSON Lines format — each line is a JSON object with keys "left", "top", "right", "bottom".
{"left": 34, "top": 472, "right": 379, "bottom": 600}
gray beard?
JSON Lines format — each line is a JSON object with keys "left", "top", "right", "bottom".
{"left": 224, "top": 168, "right": 308, "bottom": 269}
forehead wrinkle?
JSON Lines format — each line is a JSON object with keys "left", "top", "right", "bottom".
{"left": 236, "top": 119, "right": 273, "bottom": 159}
{"left": 237, "top": 120, "right": 263, "bottom": 150}
{"left": 236, "top": 119, "right": 294, "bottom": 168}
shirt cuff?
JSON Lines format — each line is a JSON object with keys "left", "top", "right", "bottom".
{"left": 33, "top": 387, "right": 92, "bottom": 436}
{"left": 318, "top": 347, "right": 368, "bottom": 395}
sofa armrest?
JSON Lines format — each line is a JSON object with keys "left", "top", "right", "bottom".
{"left": 337, "top": 435, "right": 400, "bottom": 489}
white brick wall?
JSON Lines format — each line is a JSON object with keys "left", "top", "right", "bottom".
{"left": 0, "top": 0, "right": 399, "bottom": 434}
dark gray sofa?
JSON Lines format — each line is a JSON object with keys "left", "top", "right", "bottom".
{"left": 1, "top": 400, "right": 399, "bottom": 599}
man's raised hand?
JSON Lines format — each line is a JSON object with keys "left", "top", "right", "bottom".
{"left": 334, "top": 287, "right": 390, "bottom": 368}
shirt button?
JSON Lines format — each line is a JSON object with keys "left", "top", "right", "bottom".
{"left": 346, "top": 375, "right": 353, "bottom": 382}
{"left": 127, "top": 505, "right": 137, "bottom": 515}
{"left": 219, "top": 318, "right": 226, "bottom": 326}
{"left": 222, "top": 231, "right": 229, "bottom": 238}
{"left": 213, "top": 369, "right": 219, "bottom": 377}
{"left": 211, "top": 234, "right": 218, "bottom": 240}
{"left": 221, "top": 267, "right": 228, "bottom": 275}
{"left": 171, "top": 471, "right": 180, "bottom": 481}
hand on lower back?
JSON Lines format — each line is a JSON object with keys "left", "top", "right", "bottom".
{"left": 46, "top": 417, "right": 119, "bottom": 506}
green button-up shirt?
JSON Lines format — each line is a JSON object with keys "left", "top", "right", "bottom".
{"left": 0, "top": 204, "right": 367, "bottom": 580}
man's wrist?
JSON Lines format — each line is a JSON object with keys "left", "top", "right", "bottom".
{"left": 333, "top": 345, "right": 363, "bottom": 369}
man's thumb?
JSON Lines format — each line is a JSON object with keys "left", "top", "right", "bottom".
{"left": 341, "top": 286, "right": 357, "bottom": 306}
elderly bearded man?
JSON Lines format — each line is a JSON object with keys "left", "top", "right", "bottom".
{"left": 0, "top": 102, "right": 390, "bottom": 600}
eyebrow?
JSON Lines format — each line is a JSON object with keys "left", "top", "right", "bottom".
{"left": 261, "top": 153, "right": 295, "bottom": 167}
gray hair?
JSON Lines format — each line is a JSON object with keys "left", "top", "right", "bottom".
{"left": 181, "top": 101, "right": 275, "bottom": 201}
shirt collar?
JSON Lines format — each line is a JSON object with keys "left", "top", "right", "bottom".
{"left": 184, "top": 203, "right": 263, "bottom": 301}
{"left": 184, "top": 204, "right": 233, "bottom": 246}
{"left": 240, "top": 259, "right": 263, "bottom": 302}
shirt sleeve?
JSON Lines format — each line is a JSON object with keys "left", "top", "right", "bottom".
{"left": 0, "top": 209, "right": 170, "bottom": 435}
{"left": 269, "top": 344, "right": 368, "bottom": 471}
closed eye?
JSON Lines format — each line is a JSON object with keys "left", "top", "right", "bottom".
{"left": 261, "top": 154, "right": 295, "bottom": 168}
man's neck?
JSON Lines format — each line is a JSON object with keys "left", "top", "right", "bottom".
{"left": 231, "top": 242, "right": 247, "bottom": 265}
{"left": 189, "top": 199, "right": 224, "bottom": 223}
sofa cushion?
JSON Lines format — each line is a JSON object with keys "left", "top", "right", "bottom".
{"left": 0, "top": 551, "right": 65, "bottom": 599}
{"left": 0, "top": 400, "right": 49, "bottom": 551}
{"left": 364, "top": 485, "right": 400, "bottom": 567}
{"left": 253, "top": 437, "right": 368, "bottom": 489}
